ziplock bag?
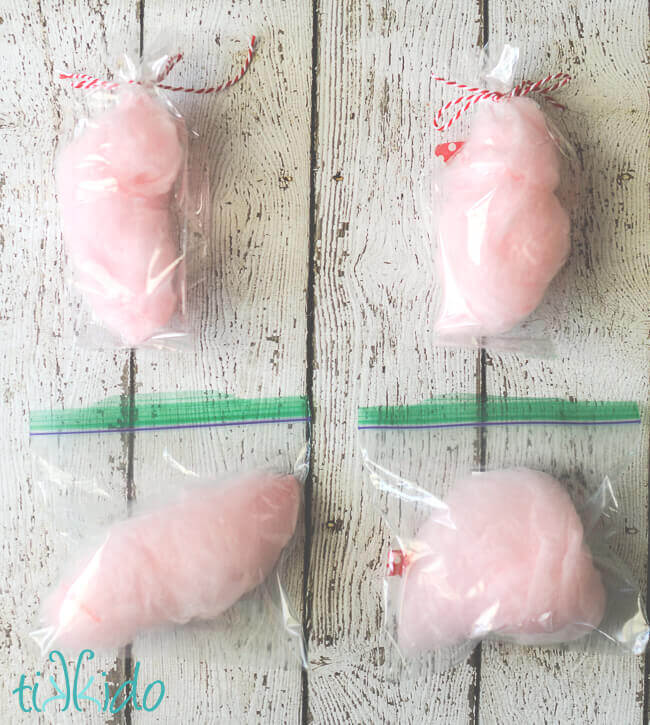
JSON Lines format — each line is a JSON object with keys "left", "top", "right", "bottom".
{"left": 428, "top": 45, "right": 577, "bottom": 354}
{"left": 29, "top": 394, "right": 309, "bottom": 667}
{"left": 359, "top": 396, "right": 648, "bottom": 673}
{"left": 56, "top": 36, "right": 255, "bottom": 349}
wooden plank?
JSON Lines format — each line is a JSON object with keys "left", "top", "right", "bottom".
{"left": 130, "top": 2, "right": 312, "bottom": 722}
{"left": 4, "top": 1, "right": 648, "bottom": 723}
{"left": 307, "top": 1, "right": 484, "bottom": 722}
{"left": 0, "top": 1, "right": 138, "bottom": 723}
{"left": 479, "top": 1, "right": 649, "bottom": 723}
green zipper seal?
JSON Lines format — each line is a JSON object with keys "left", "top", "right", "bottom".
{"left": 358, "top": 395, "right": 641, "bottom": 429}
{"left": 30, "top": 394, "right": 310, "bottom": 435}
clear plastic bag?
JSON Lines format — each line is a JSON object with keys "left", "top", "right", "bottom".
{"left": 55, "top": 35, "right": 258, "bottom": 350}
{"left": 428, "top": 45, "right": 577, "bottom": 354}
{"left": 359, "top": 396, "right": 648, "bottom": 673}
{"left": 29, "top": 394, "right": 309, "bottom": 668}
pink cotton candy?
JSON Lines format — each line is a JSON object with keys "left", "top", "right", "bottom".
{"left": 40, "top": 473, "right": 300, "bottom": 651}
{"left": 57, "top": 88, "right": 186, "bottom": 346}
{"left": 398, "top": 469, "right": 606, "bottom": 654}
{"left": 436, "top": 97, "right": 570, "bottom": 337}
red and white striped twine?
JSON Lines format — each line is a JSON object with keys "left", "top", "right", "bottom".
{"left": 432, "top": 71, "right": 571, "bottom": 131}
{"left": 59, "top": 35, "right": 256, "bottom": 94}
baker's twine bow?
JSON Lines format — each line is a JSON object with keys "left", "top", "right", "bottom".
{"left": 432, "top": 71, "right": 571, "bottom": 131}
{"left": 59, "top": 35, "right": 256, "bottom": 93}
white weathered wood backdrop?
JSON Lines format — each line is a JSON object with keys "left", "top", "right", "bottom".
{"left": 1, "top": 0, "right": 647, "bottom": 723}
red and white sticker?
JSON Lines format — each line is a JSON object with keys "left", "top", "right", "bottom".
{"left": 434, "top": 141, "right": 464, "bottom": 163}
{"left": 387, "top": 549, "right": 409, "bottom": 577}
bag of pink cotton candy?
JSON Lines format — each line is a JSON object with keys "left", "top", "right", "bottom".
{"left": 425, "top": 45, "right": 579, "bottom": 354}
{"left": 55, "top": 37, "right": 255, "bottom": 349}
{"left": 358, "top": 396, "right": 648, "bottom": 674}
{"left": 28, "top": 393, "right": 310, "bottom": 668}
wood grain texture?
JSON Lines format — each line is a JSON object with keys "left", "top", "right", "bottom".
{"left": 0, "top": 2, "right": 138, "bottom": 723}
{"left": 2, "top": 0, "right": 648, "bottom": 723}
{"left": 130, "top": 2, "right": 312, "bottom": 722}
{"left": 307, "top": 1, "right": 482, "bottom": 722}
{"left": 478, "top": 2, "right": 649, "bottom": 724}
